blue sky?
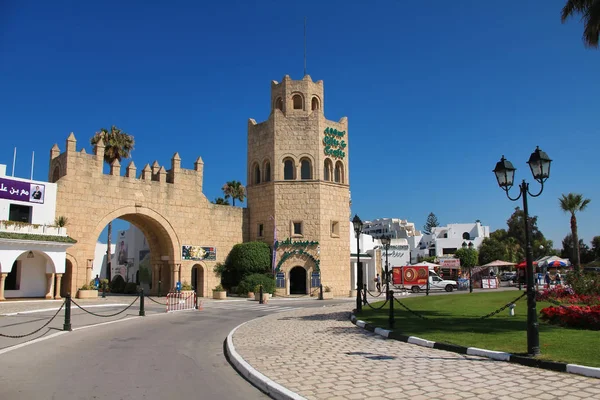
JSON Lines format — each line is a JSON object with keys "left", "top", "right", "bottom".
{"left": 1, "top": 0, "right": 598, "bottom": 250}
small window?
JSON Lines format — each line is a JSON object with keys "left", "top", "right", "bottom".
{"left": 311, "top": 97, "right": 320, "bottom": 111}
{"left": 462, "top": 232, "right": 470, "bottom": 240}
{"left": 324, "top": 159, "right": 332, "bottom": 181}
{"left": 293, "top": 221, "right": 303, "bottom": 236}
{"left": 331, "top": 221, "right": 340, "bottom": 237}
{"left": 292, "top": 94, "right": 303, "bottom": 110}
{"left": 334, "top": 161, "right": 344, "bottom": 183}
{"left": 254, "top": 164, "right": 261, "bottom": 184}
{"left": 258, "top": 224, "right": 264, "bottom": 238}
{"left": 275, "top": 97, "right": 283, "bottom": 111}
{"left": 300, "top": 159, "right": 312, "bottom": 179}
{"left": 284, "top": 159, "right": 295, "bottom": 180}
{"left": 9, "top": 204, "right": 32, "bottom": 223}
{"left": 264, "top": 162, "right": 271, "bottom": 182}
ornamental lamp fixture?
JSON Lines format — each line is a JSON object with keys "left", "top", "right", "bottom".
{"left": 527, "top": 146, "right": 552, "bottom": 183}
{"left": 380, "top": 235, "right": 391, "bottom": 248}
{"left": 493, "top": 156, "right": 516, "bottom": 190}
{"left": 352, "top": 214, "right": 363, "bottom": 237}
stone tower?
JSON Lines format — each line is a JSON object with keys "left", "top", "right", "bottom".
{"left": 246, "top": 75, "right": 350, "bottom": 296}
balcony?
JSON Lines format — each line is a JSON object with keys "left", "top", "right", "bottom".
{"left": 0, "top": 220, "right": 68, "bottom": 237}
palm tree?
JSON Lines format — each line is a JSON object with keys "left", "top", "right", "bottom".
{"left": 213, "top": 197, "right": 230, "bottom": 205}
{"left": 559, "top": 193, "right": 591, "bottom": 271}
{"left": 90, "top": 126, "right": 135, "bottom": 281}
{"left": 222, "top": 181, "right": 246, "bottom": 206}
{"left": 561, "top": 0, "right": 600, "bottom": 48}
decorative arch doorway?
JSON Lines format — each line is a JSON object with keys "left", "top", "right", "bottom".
{"left": 191, "top": 264, "right": 205, "bottom": 297}
{"left": 289, "top": 266, "right": 307, "bottom": 294}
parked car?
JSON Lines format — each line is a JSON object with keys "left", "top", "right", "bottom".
{"left": 500, "top": 271, "right": 517, "bottom": 281}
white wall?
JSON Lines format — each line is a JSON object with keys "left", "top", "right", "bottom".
{"left": 0, "top": 173, "right": 58, "bottom": 226}
{"left": 93, "top": 242, "right": 116, "bottom": 280}
{"left": 4, "top": 252, "right": 51, "bottom": 298}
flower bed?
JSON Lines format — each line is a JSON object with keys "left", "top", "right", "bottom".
{"left": 536, "top": 286, "right": 600, "bottom": 306}
{"left": 540, "top": 305, "right": 600, "bottom": 330}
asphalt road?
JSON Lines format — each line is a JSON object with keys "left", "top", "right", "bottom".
{"left": 0, "top": 298, "right": 353, "bottom": 400}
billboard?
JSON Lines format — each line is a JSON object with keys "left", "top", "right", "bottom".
{"left": 182, "top": 245, "right": 216, "bottom": 261}
{"left": 0, "top": 177, "right": 45, "bottom": 204}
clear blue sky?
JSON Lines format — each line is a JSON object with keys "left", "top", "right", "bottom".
{"left": 1, "top": 0, "right": 598, "bottom": 250}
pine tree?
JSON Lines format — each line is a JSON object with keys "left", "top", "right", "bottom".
{"left": 423, "top": 212, "right": 439, "bottom": 235}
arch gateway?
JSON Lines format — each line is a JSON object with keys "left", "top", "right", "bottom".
{"left": 50, "top": 74, "right": 351, "bottom": 298}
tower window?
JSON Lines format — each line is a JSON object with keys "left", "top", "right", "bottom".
{"left": 283, "top": 159, "right": 295, "bottom": 180}
{"left": 275, "top": 97, "right": 283, "bottom": 111}
{"left": 331, "top": 221, "right": 340, "bottom": 237}
{"left": 292, "top": 221, "right": 303, "bottom": 236}
{"left": 300, "top": 159, "right": 312, "bottom": 180}
{"left": 258, "top": 224, "right": 264, "bottom": 238}
{"left": 311, "top": 97, "right": 320, "bottom": 111}
{"left": 324, "top": 159, "right": 332, "bottom": 181}
{"left": 334, "top": 161, "right": 344, "bottom": 183}
{"left": 254, "top": 164, "right": 261, "bottom": 184}
{"left": 264, "top": 161, "right": 271, "bottom": 182}
{"left": 292, "top": 94, "right": 303, "bottom": 110}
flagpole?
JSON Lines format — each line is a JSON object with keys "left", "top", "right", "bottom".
{"left": 11, "top": 147, "right": 17, "bottom": 177}
{"left": 30, "top": 151, "right": 35, "bottom": 180}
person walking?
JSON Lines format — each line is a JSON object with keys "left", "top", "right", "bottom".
{"left": 375, "top": 273, "right": 381, "bottom": 292}
{"left": 555, "top": 271, "right": 562, "bottom": 286}
{"left": 544, "top": 271, "right": 551, "bottom": 288}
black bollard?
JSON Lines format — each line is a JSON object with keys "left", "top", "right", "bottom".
{"left": 319, "top": 284, "right": 323, "bottom": 300}
{"left": 139, "top": 288, "right": 145, "bottom": 316}
{"left": 363, "top": 283, "right": 367, "bottom": 305}
{"left": 426, "top": 275, "right": 430, "bottom": 296}
{"left": 389, "top": 290, "right": 394, "bottom": 329}
{"left": 158, "top": 280, "right": 162, "bottom": 297}
{"left": 63, "top": 293, "right": 72, "bottom": 331}
{"left": 259, "top": 285, "right": 264, "bottom": 304}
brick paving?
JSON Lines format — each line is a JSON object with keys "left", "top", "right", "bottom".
{"left": 233, "top": 304, "right": 600, "bottom": 400}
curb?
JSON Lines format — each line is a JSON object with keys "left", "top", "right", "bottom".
{"left": 225, "top": 319, "right": 306, "bottom": 400}
{"left": 349, "top": 313, "right": 600, "bottom": 379}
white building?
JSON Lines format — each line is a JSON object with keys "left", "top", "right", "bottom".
{"left": 410, "top": 221, "right": 490, "bottom": 263}
{"left": 362, "top": 218, "right": 420, "bottom": 239}
{"left": 0, "top": 164, "right": 74, "bottom": 300}
{"left": 91, "top": 242, "right": 116, "bottom": 281}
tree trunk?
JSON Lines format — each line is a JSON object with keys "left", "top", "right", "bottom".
{"left": 232, "top": 198, "right": 236, "bottom": 207}
{"left": 571, "top": 214, "right": 580, "bottom": 272}
{"left": 107, "top": 221, "right": 112, "bottom": 281}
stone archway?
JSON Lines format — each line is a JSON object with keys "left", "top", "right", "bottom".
{"left": 191, "top": 264, "right": 205, "bottom": 297}
{"left": 289, "top": 266, "right": 307, "bottom": 295}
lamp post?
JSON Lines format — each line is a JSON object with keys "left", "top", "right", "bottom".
{"left": 352, "top": 214, "right": 363, "bottom": 312}
{"left": 462, "top": 242, "right": 474, "bottom": 293}
{"left": 493, "top": 146, "right": 552, "bottom": 356}
{"left": 381, "top": 235, "right": 391, "bottom": 299}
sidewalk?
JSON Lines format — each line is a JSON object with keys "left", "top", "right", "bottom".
{"left": 229, "top": 304, "right": 600, "bottom": 400}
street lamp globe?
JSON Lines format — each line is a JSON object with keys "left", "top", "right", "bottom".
{"left": 352, "top": 214, "right": 363, "bottom": 237}
{"left": 380, "top": 235, "right": 391, "bottom": 247}
{"left": 493, "top": 155, "right": 516, "bottom": 189}
{"left": 527, "top": 146, "right": 552, "bottom": 183}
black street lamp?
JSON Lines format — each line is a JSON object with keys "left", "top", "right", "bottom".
{"left": 380, "top": 235, "right": 391, "bottom": 298}
{"left": 352, "top": 214, "right": 363, "bottom": 312}
{"left": 493, "top": 146, "right": 552, "bottom": 356}
{"left": 462, "top": 242, "right": 474, "bottom": 293}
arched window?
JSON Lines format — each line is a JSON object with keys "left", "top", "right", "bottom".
{"left": 254, "top": 164, "right": 261, "bottom": 184}
{"left": 264, "top": 161, "right": 271, "bottom": 182}
{"left": 311, "top": 97, "right": 320, "bottom": 110}
{"left": 462, "top": 232, "right": 470, "bottom": 240}
{"left": 300, "top": 159, "right": 312, "bottom": 180}
{"left": 324, "top": 159, "right": 332, "bottom": 181}
{"left": 334, "top": 161, "right": 344, "bottom": 183}
{"left": 292, "top": 94, "right": 303, "bottom": 110}
{"left": 284, "top": 159, "right": 295, "bottom": 180}
{"left": 275, "top": 97, "right": 283, "bottom": 111}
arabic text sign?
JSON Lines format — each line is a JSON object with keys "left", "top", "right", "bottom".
{"left": 0, "top": 177, "right": 45, "bottom": 204}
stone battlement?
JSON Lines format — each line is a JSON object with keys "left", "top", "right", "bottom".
{"left": 48, "top": 133, "right": 204, "bottom": 191}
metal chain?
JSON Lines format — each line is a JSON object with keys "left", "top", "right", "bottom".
{"left": 0, "top": 300, "right": 65, "bottom": 339}
{"left": 479, "top": 291, "right": 527, "bottom": 320}
{"left": 363, "top": 296, "right": 389, "bottom": 310}
{"left": 146, "top": 296, "right": 167, "bottom": 305}
{"left": 365, "top": 288, "right": 385, "bottom": 298}
{"left": 71, "top": 296, "right": 139, "bottom": 318}
{"left": 393, "top": 297, "right": 429, "bottom": 320}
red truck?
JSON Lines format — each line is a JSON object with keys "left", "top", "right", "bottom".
{"left": 391, "top": 266, "right": 457, "bottom": 293}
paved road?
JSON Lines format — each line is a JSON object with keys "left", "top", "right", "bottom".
{"left": 0, "top": 297, "right": 352, "bottom": 400}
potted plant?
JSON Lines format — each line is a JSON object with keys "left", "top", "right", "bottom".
{"left": 212, "top": 284, "right": 227, "bottom": 300}
{"left": 321, "top": 285, "right": 334, "bottom": 300}
{"left": 180, "top": 281, "right": 195, "bottom": 297}
{"left": 77, "top": 280, "right": 99, "bottom": 299}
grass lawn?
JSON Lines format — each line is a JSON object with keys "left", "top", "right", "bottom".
{"left": 356, "top": 290, "right": 600, "bottom": 368}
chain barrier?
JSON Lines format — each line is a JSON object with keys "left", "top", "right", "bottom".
{"left": 393, "top": 296, "right": 429, "bottom": 320}
{"left": 365, "top": 288, "right": 385, "bottom": 298}
{"left": 478, "top": 291, "right": 528, "bottom": 320}
{"left": 146, "top": 295, "right": 167, "bottom": 305}
{"left": 0, "top": 300, "right": 65, "bottom": 339}
{"left": 363, "top": 294, "right": 389, "bottom": 310}
{"left": 71, "top": 296, "right": 139, "bottom": 318}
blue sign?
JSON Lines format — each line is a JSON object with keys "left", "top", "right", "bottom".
{"left": 176, "top": 281, "right": 181, "bottom": 292}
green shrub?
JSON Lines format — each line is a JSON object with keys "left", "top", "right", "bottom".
{"left": 218, "top": 242, "right": 271, "bottom": 290}
{"left": 213, "top": 284, "right": 225, "bottom": 292}
{"left": 181, "top": 281, "right": 193, "bottom": 290}
{"left": 567, "top": 271, "right": 600, "bottom": 296}
{"left": 110, "top": 275, "right": 126, "bottom": 293}
{"left": 237, "top": 273, "right": 275, "bottom": 295}
{"left": 123, "top": 282, "right": 138, "bottom": 294}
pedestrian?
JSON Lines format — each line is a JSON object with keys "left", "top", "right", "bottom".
{"left": 555, "top": 271, "right": 562, "bottom": 286}
{"left": 94, "top": 274, "right": 100, "bottom": 289}
{"left": 544, "top": 271, "right": 551, "bottom": 288}
{"left": 375, "top": 273, "right": 381, "bottom": 292}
